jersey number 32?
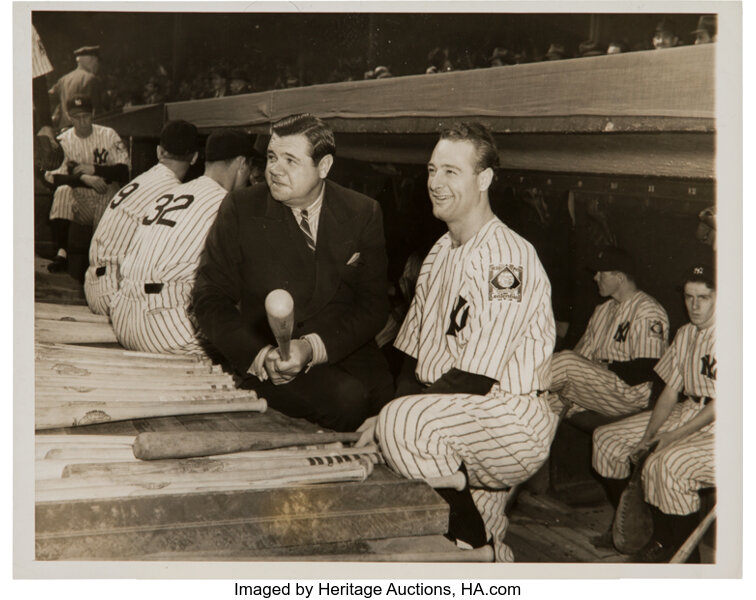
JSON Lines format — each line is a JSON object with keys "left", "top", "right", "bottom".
{"left": 142, "top": 194, "right": 195, "bottom": 228}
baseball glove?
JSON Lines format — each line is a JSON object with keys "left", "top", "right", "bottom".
{"left": 34, "top": 134, "right": 64, "bottom": 172}
{"left": 612, "top": 441, "right": 659, "bottom": 554}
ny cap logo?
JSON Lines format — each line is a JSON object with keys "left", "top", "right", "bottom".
{"left": 694, "top": 267, "right": 704, "bottom": 275}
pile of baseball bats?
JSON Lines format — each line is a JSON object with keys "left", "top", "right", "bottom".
{"left": 35, "top": 341, "right": 266, "bottom": 429}
{"left": 35, "top": 433, "right": 381, "bottom": 502}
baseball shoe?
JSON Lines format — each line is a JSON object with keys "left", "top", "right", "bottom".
{"left": 630, "top": 540, "right": 675, "bottom": 563}
{"left": 46, "top": 255, "right": 68, "bottom": 273}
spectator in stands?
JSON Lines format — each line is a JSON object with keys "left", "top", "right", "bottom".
{"left": 578, "top": 40, "right": 605, "bottom": 57}
{"left": 489, "top": 47, "right": 517, "bottom": 67}
{"left": 373, "top": 66, "right": 393, "bottom": 79}
{"left": 544, "top": 43, "right": 567, "bottom": 60}
{"left": 653, "top": 18, "right": 680, "bottom": 50}
{"left": 607, "top": 41, "right": 627, "bottom": 55}
{"left": 425, "top": 47, "right": 454, "bottom": 74}
{"left": 229, "top": 68, "right": 252, "bottom": 95}
{"left": 209, "top": 68, "right": 228, "bottom": 98}
{"left": 692, "top": 15, "right": 717, "bottom": 45}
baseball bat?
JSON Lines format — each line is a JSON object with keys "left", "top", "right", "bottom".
{"left": 133, "top": 430, "right": 363, "bottom": 460}
{"left": 62, "top": 448, "right": 384, "bottom": 478}
{"left": 36, "top": 460, "right": 373, "bottom": 503}
{"left": 669, "top": 505, "right": 716, "bottom": 564}
{"left": 35, "top": 395, "right": 267, "bottom": 430}
{"left": 265, "top": 289, "right": 294, "bottom": 361}
{"left": 35, "top": 302, "right": 111, "bottom": 324}
{"left": 35, "top": 319, "right": 118, "bottom": 344}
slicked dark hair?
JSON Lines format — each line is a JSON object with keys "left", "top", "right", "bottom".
{"left": 438, "top": 121, "right": 500, "bottom": 172}
{"left": 270, "top": 113, "right": 336, "bottom": 164}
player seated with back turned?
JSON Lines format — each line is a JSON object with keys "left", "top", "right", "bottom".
{"left": 110, "top": 129, "right": 255, "bottom": 355}
{"left": 44, "top": 95, "right": 129, "bottom": 273}
{"left": 549, "top": 247, "right": 670, "bottom": 417}
{"left": 592, "top": 263, "right": 716, "bottom": 562}
{"left": 84, "top": 120, "right": 199, "bottom": 316}
{"left": 357, "top": 122, "right": 558, "bottom": 562}
{"left": 192, "top": 113, "right": 394, "bottom": 433}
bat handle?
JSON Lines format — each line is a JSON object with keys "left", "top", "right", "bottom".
{"left": 278, "top": 339, "right": 290, "bottom": 362}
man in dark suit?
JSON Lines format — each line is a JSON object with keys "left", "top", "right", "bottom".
{"left": 193, "top": 113, "right": 394, "bottom": 431}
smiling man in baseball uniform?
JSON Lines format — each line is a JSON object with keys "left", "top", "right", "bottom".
{"left": 110, "top": 129, "right": 254, "bottom": 355}
{"left": 193, "top": 113, "right": 394, "bottom": 433}
{"left": 44, "top": 95, "right": 129, "bottom": 273}
{"left": 548, "top": 247, "right": 670, "bottom": 417}
{"left": 592, "top": 263, "right": 716, "bottom": 562}
{"left": 84, "top": 120, "right": 199, "bottom": 316}
{"left": 357, "top": 122, "right": 558, "bottom": 562}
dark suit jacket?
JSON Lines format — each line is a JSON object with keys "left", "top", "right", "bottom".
{"left": 193, "top": 180, "right": 390, "bottom": 375}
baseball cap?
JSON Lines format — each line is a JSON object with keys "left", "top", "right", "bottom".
{"left": 682, "top": 262, "right": 715, "bottom": 289}
{"left": 160, "top": 120, "right": 199, "bottom": 156}
{"left": 73, "top": 45, "right": 100, "bottom": 58}
{"left": 588, "top": 246, "right": 636, "bottom": 277}
{"left": 67, "top": 95, "right": 93, "bottom": 115}
{"left": 204, "top": 129, "right": 256, "bottom": 162}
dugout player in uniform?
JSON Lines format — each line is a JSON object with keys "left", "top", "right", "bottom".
{"left": 84, "top": 120, "right": 199, "bottom": 316}
{"left": 111, "top": 129, "right": 255, "bottom": 355}
{"left": 193, "top": 113, "right": 394, "bottom": 433}
{"left": 592, "top": 263, "right": 716, "bottom": 562}
{"left": 357, "top": 122, "right": 558, "bottom": 562}
{"left": 44, "top": 95, "right": 129, "bottom": 273}
{"left": 548, "top": 247, "right": 670, "bottom": 417}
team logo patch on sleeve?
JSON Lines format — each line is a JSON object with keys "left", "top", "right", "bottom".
{"left": 489, "top": 264, "right": 522, "bottom": 301}
{"left": 649, "top": 319, "right": 664, "bottom": 339}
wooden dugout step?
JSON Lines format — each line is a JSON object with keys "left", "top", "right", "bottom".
{"left": 35, "top": 465, "right": 449, "bottom": 560}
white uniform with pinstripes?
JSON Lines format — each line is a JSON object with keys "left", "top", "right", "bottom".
{"left": 84, "top": 163, "right": 182, "bottom": 316}
{"left": 592, "top": 323, "right": 715, "bottom": 515}
{"left": 375, "top": 218, "right": 557, "bottom": 562}
{"left": 111, "top": 175, "right": 227, "bottom": 355}
{"left": 549, "top": 290, "right": 669, "bottom": 416}
{"left": 32, "top": 25, "right": 53, "bottom": 78}
{"left": 44, "top": 124, "right": 129, "bottom": 228}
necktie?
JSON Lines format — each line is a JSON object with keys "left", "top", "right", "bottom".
{"left": 299, "top": 209, "right": 316, "bottom": 252}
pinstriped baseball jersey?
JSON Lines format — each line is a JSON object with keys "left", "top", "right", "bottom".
{"left": 394, "top": 217, "right": 555, "bottom": 394}
{"left": 84, "top": 163, "right": 182, "bottom": 314}
{"left": 119, "top": 175, "right": 226, "bottom": 286}
{"left": 574, "top": 290, "right": 669, "bottom": 362}
{"left": 654, "top": 323, "right": 716, "bottom": 399}
{"left": 32, "top": 26, "right": 52, "bottom": 78}
{"left": 45, "top": 124, "right": 129, "bottom": 180}
{"left": 111, "top": 175, "right": 227, "bottom": 354}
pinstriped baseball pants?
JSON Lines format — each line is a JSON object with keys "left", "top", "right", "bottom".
{"left": 548, "top": 350, "right": 651, "bottom": 417}
{"left": 49, "top": 184, "right": 118, "bottom": 228}
{"left": 592, "top": 401, "right": 714, "bottom": 515}
{"left": 84, "top": 266, "right": 117, "bottom": 316}
{"left": 375, "top": 390, "right": 558, "bottom": 562}
{"left": 111, "top": 280, "right": 207, "bottom": 356}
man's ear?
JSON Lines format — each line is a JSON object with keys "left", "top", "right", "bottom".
{"left": 156, "top": 145, "right": 165, "bottom": 161}
{"left": 317, "top": 154, "right": 334, "bottom": 179}
{"left": 478, "top": 167, "right": 494, "bottom": 192}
